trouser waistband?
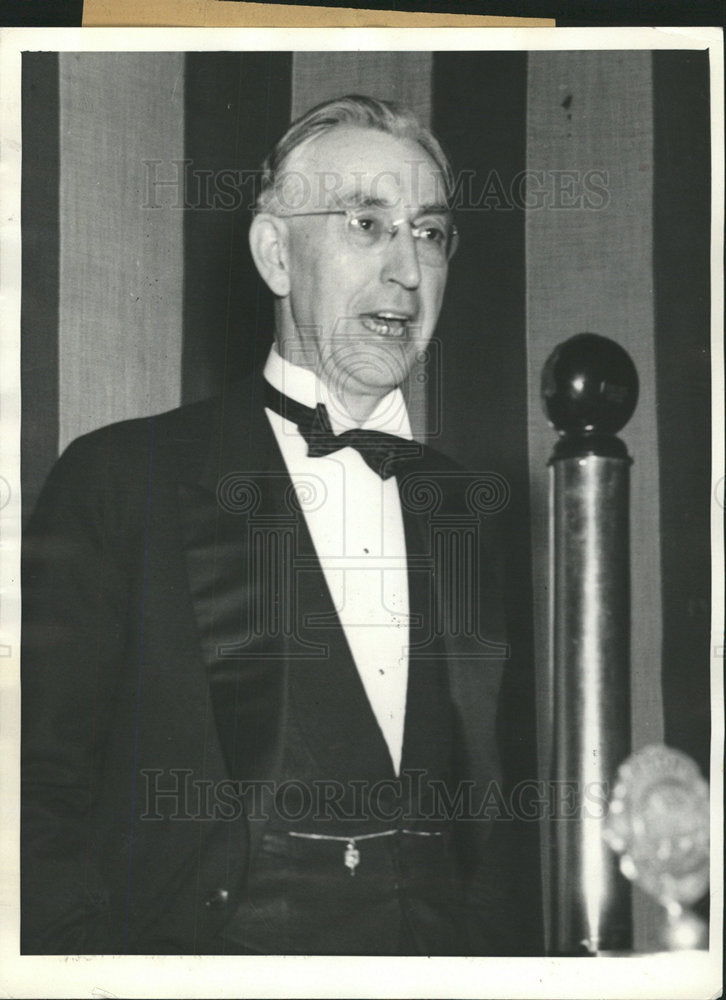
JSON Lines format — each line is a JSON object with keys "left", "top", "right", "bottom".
{"left": 221, "top": 825, "right": 464, "bottom": 955}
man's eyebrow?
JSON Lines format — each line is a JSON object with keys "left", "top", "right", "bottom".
{"left": 333, "top": 193, "right": 452, "bottom": 216}
{"left": 415, "top": 203, "right": 452, "bottom": 217}
{"left": 334, "top": 192, "right": 388, "bottom": 210}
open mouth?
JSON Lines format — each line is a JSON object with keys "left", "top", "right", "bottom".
{"left": 359, "top": 312, "right": 410, "bottom": 338}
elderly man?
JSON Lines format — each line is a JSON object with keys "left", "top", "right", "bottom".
{"left": 22, "top": 95, "right": 520, "bottom": 955}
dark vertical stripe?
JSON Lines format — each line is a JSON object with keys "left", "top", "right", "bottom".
{"left": 653, "top": 51, "right": 711, "bottom": 776}
{"left": 181, "top": 52, "right": 292, "bottom": 404}
{"left": 432, "top": 52, "right": 542, "bottom": 952}
{"left": 21, "top": 52, "right": 60, "bottom": 525}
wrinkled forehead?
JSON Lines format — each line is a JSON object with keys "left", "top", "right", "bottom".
{"left": 278, "top": 125, "right": 449, "bottom": 213}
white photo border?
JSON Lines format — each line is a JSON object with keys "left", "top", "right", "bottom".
{"left": 0, "top": 24, "right": 722, "bottom": 1000}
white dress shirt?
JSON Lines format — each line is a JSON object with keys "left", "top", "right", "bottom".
{"left": 263, "top": 347, "right": 411, "bottom": 775}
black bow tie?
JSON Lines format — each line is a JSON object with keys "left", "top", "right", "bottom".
{"left": 263, "top": 381, "right": 421, "bottom": 479}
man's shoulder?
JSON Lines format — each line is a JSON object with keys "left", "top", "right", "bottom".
{"left": 65, "top": 394, "right": 218, "bottom": 458}
{"left": 411, "top": 440, "right": 496, "bottom": 488}
{"left": 416, "top": 441, "right": 464, "bottom": 473}
{"left": 408, "top": 442, "right": 509, "bottom": 523}
{"left": 27, "top": 396, "right": 215, "bottom": 525}
{"left": 59, "top": 378, "right": 257, "bottom": 480}
{"left": 35, "top": 380, "right": 263, "bottom": 523}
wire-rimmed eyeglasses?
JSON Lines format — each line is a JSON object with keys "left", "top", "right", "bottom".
{"left": 275, "top": 205, "right": 458, "bottom": 268}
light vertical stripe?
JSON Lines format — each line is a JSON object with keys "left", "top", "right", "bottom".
{"left": 525, "top": 50, "right": 664, "bottom": 950}
{"left": 58, "top": 52, "right": 185, "bottom": 451}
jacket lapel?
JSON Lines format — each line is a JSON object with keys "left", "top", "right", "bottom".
{"left": 286, "top": 498, "right": 396, "bottom": 782}
{"left": 177, "top": 370, "right": 393, "bottom": 793}
{"left": 177, "top": 374, "right": 292, "bottom": 788}
{"left": 398, "top": 458, "right": 509, "bottom": 797}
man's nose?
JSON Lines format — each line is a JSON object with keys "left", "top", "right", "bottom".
{"left": 380, "top": 224, "right": 421, "bottom": 290}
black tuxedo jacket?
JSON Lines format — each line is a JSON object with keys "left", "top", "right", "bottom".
{"left": 21, "top": 369, "right": 518, "bottom": 954}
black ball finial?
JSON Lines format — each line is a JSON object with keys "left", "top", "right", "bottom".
{"left": 541, "top": 333, "right": 638, "bottom": 458}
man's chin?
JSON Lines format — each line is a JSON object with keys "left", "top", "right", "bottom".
{"left": 322, "top": 344, "right": 416, "bottom": 397}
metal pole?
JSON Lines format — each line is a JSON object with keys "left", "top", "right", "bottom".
{"left": 541, "top": 333, "right": 639, "bottom": 955}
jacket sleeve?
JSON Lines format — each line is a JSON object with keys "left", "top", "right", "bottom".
{"left": 21, "top": 433, "right": 131, "bottom": 952}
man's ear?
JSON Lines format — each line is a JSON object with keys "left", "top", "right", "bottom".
{"left": 249, "top": 213, "right": 291, "bottom": 297}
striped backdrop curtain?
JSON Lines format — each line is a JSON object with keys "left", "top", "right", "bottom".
{"left": 21, "top": 47, "right": 711, "bottom": 950}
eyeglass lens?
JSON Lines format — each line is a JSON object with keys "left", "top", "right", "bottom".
{"left": 345, "top": 208, "right": 455, "bottom": 266}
